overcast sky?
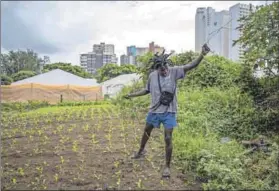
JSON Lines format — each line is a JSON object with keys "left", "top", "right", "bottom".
{"left": 1, "top": 1, "right": 265, "bottom": 65}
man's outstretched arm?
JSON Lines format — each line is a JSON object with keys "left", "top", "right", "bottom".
{"left": 182, "top": 44, "right": 210, "bottom": 73}
{"left": 126, "top": 89, "right": 150, "bottom": 98}
{"left": 124, "top": 75, "right": 151, "bottom": 99}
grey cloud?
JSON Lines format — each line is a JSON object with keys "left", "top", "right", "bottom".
{"left": 1, "top": 1, "right": 61, "bottom": 54}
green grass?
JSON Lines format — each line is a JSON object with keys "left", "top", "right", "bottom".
{"left": 30, "top": 104, "right": 115, "bottom": 114}
{"left": 115, "top": 83, "right": 278, "bottom": 190}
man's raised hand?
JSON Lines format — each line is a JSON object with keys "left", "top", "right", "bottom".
{"left": 202, "top": 44, "right": 210, "bottom": 56}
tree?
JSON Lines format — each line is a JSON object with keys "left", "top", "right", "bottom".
{"left": 0, "top": 75, "right": 13, "bottom": 85}
{"left": 1, "top": 49, "right": 43, "bottom": 76}
{"left": 42, "top": 62, "right": 93, "bottom": 78}
{"left": 235, "top": 2, "right": 279, "bottom": 134}
{"left": 136, "top": 52, "right": 154, "bottom": 84}
{"left": 234, "top": 2, "right": 279, "bottom": 76}
{"left": 170, "top": 51, "right": 199, "bottom": 66}
{"left": 11, "top": 71, "right": 37, "bottom": 82}
{"left": 95, "top": 63, "right": 138, "bottom": 83}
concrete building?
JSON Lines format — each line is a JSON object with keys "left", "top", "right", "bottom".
{"left": 120, "top": 54, "right": 129, "bottom": 65}
{"left": 120, "top": 55, "right": 136, "bottom": 66}
{"left": 211, "top": 10, "right": 230, "bottom": 58}
{"left": 127, "top": 46, "right": 137, "bottom": 56}
{"left": 229, "top": 3, "right": 255, "bottom": 62}
{"left": 135, "top": 47, "right": 149, "bottom": 56}
{"left": 195, "top": 7, "right": 211, "bottom": 53}
{"left": 195, "top": 7, "right": 230, "bottom": 58}
{"left": 80, "top": 43, "right": 118, "bottom": 74}
{"left": 195, "top": 3, "right": 255, "bottom": 61}
{"left": 149, "top": 41, "right": 165, "bottom": 54}
{"left": 80, "top": 52, "right": 97, "bottom": 74}
{"left": 121, "top": 42, "right": 164, "bottom": 66}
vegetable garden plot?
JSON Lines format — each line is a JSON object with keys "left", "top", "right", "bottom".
{"left": 1, "top": 106, "right": 201, "bottom": 190}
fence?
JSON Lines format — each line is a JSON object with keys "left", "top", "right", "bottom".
{"left": 1, "top": 83, "right": 103, "bottom": 104}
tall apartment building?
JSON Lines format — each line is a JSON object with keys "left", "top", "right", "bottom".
{"left": 127, "top": 46, "right": 137, "bottom": 56}
{"left": 149, "top": 41, "right": 165, "bottom": 54}
{"left": 229, "top": 3, "right": 255, "bottom": 62}
{"left": 195, "top": 7, "right": 230, "bottom": 58}
{"left": 120, "top": 54, "right": 136, "bottom": 66}
{"left": 135, "top": 47, "right": 149, "bottom": 56}
{"left": 195, "top": 7, "right": 211, "bottom": 52}
{"left": 80, "top": 43, "right": 117, "bottom": 74}
{"left": 195, "top": 3, "right": 254, "bottom": 62}
{"left": 120, "top": 42, "right": 165, "bottom": 66}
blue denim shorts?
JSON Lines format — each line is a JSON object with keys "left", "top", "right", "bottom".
{"left": 146, "top": 112, "right": 177, "bottom": 129}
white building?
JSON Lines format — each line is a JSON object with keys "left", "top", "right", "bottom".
{"left": 136, "top": 47, "right": 149, "bottom": 56}
{"left": 195, "top": 3, "right": 256, "bottom": 61}
{"left": 195, "top": 7, "right": 230, "bottom": 58}
{"left": 195, "top": 7, "right": 209, "bottom": 53}
{"left": 229, "top": 3, "right": 255, "bottom": 62}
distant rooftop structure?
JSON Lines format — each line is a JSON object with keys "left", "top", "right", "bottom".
{"left": 12, "top": 69, "right": 99, "bottom": 86}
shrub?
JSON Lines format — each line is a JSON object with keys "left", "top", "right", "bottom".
{"left": 11, "top": 70, "right": 36, "bottom": 82}
{"left": 1, "top": 75, "right": 13, "bottom": 85}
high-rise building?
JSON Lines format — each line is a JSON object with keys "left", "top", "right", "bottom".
{"left": 121, "top": 42, "right": 164, "bottom": 66}
{"left": 149, "top": 41, "right": 164, "bottom": 54}
{"left": 211, "top": 10, "right": 230, "bottom": 57}
{"left": 120, "top": 55, "right": 128, "bottom": 65}
{"left": 229, "top": 3, "right": 255, "bottom": 62}
{"left": 80, "top": 52, "right": 97, "bottom": 74}
{"left": 127, "top": 46, "right": 137, "bottom": 56}
{"left": 195, "top": 3, "right": 254, "bottom": 61}
{"left": 120, "top": 55, "right": 136, "bottom": 66}
{"left": 80, "top": 42, "right": 117, "bottom": 74}
{"left": 135, "top": 47, "right": 149, "bottom": 56}
{"left": 195, "top": 7, "right": 230, "bottom": 58}
{"left": 195, "top": 7, "right": 211, "bottom": 52}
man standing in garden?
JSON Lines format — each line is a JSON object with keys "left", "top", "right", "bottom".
{"left": 124, "top": 44, "right": 210, "bottom": 178}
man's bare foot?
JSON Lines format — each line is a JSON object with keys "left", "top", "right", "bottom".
{"left": 162, "top": 166, "right": 170, "bottom": 178}
{"left": 131, "top": 150, "right": 146, "bottom": 159}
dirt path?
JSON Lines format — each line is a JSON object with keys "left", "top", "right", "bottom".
{"left": 1, "top": 107, "right": 202, "bottom": 190}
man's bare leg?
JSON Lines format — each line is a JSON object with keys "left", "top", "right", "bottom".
{"left": 162, "top": 128, "right": 173, "bottom": 177}
{"left": 132, "top": 123, "right": 154, "bottom": 159}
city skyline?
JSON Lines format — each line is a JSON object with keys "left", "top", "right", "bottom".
{"left": 1, "top": 1, "right": 266, "bottom": 65}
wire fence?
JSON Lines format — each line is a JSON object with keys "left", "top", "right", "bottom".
{"left": 1, "top": 83, "right": 103, "bottom": 104}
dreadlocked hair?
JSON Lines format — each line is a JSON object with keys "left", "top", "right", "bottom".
{"left": 149, "top": 49, "right": 173, "bottom": 70}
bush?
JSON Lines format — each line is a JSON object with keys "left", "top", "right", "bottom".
{"left": 180, "top": 55, "right": 243, "bottom": 90}
{"left": 11, "top": 70, "right": 36, "bottom": 82}
{"left": 2, "top": 100, "right": 50, "bottom": 112}
{"left": 113, "top": 52, "right": 279, "bottom": 190}
{"left": 57, "top": 100, "right": 111, "bottom": 107}
{"left": 177, "top": 87, "right": 257, "bottom": 140}
{"left": 1, "top": 75, "right": 13, "bottom": 85}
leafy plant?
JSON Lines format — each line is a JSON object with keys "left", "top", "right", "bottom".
{"left": 11, "top": 70, "right": 36, "bottom": 82}
{"left": 0, "top": 75, "right": 13, "bottom": 85}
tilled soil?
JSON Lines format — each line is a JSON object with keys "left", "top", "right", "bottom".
{"left": 1, "top": 107, "right": 202, "bottom": 190}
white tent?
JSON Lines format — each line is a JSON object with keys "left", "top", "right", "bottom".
{"left": 101, "top": 73, "right": 141, "bottom": 97}
{"left": 12, "top": 69, "right": 99, "bottom": 86}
